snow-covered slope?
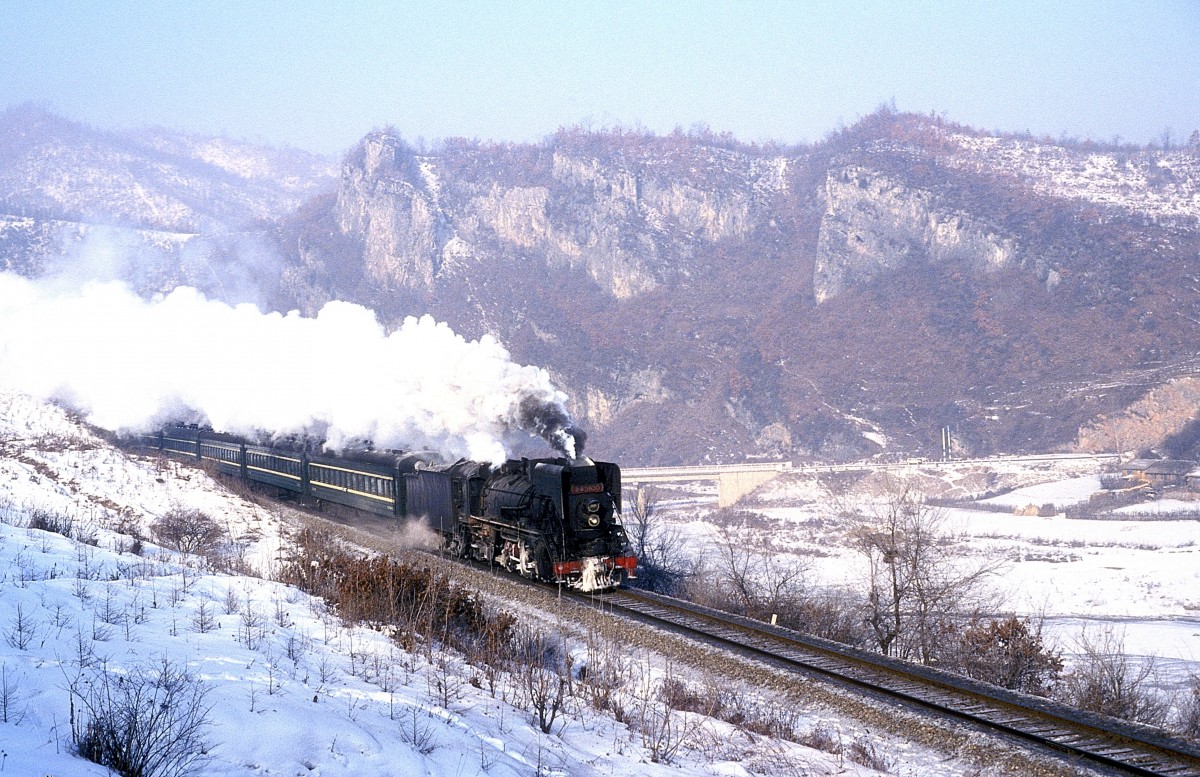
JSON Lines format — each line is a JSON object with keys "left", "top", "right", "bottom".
{"left": 9, "top": 392, "right": 993, "bottom": 776}
{"left": 950, "top": 132, "right": 1200, "bottom": 222}
{"left": 0, "top": 105, "right": 337, "bottom": 233}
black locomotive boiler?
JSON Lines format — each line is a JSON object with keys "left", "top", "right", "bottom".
{"left": 146, "top": 426, "right": 637, "bottom": 591}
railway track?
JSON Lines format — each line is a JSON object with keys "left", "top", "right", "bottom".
{"left": 569, "top": 586, "right": 1200, "bottom": 777}
{"left": 146, "top": 445, "right": 1200, "bottom": 774}
{"left": 243, "top": 485, "right": 1200, "bottom": 776}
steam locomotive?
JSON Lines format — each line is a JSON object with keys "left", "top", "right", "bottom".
{"left": 144, "top": 427, "right": 637, "bottom": 591}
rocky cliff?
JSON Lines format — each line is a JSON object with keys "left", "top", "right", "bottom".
{"left": 288, "top": 113, "right": 1200, "bottom": 464}
{"left": 325, "top": 130, "right": 790, "bottom": 303}
{"left": 815, "top": 165, "right": 1018, "bottom": 303}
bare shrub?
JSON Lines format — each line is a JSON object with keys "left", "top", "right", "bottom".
{"left": 1061, "top": 627, "right": 1169, "bottom": 726}
{"left": 522, "top": 661, "right": 569, "bottom": 734}
{"left": 112, "top": 517, "right": 147, "bottom": 556}
{"left": 634, "top": 668, "right": 712, "bottom": 764}
{"left": 572, "top": 633, "right": 630, "bottom": 718}
{"left": 151, "top": 509, "right": 226, "bottom": 556}
{"left": 785, "top": 588, "right": 870, "bottom": 646}
{"left": 800, "top": 722, "right": 842, "bottom": 754}
{"left": 28, "top": 507, "right": 74, "bottom": 537}
{"left": 68, "top": 658, "right": 213, "bottom": 777}
{"left": 397, "top": 704, "right": 438, "bottom": 755}
{"left": 1176, "top": 674, "right": 1200, "bottom": 740}
{"left": 658, "top": 676, "right": 713, "bottom": 716}
{"left": 660, "top": 672, "right": 802, "bottom": 741}
{"left": 950, "top": 615, "right": 1063, "bottom": 696}
{"left": 704, "top": 508, "right": 777, "bottom": 530}
{"left": 0, "top": 495, "right": 16, "bottom": 526}
{"left": 277, "top": 528, "right": 514, "bottom": 656}
{"left": 623, "top": 485, "right": 700, "bottom": 595}
{"left": 500, "top": 623, "right": 571, "bottom": 734}
{"left": 846, "top": 737, "right": 892, "bottom": 772}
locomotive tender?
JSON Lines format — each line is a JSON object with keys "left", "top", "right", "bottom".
{"left": 146, "top": 426, "right": 637, "bottom": 591}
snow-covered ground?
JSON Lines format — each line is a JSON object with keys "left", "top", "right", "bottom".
{"left": 5, "top": 390, "right": 1022, "bottom": 777}
{"left": 661, "top": 459, "right": 1200, "bottom": 686}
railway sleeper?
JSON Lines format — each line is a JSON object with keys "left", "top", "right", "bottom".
{"left": 1092, "top": 746, "right": 1138, "bottom": 756}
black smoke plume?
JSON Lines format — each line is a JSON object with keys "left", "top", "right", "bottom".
{"left": 517, "top": 395, "right": 587, "bottom": 458}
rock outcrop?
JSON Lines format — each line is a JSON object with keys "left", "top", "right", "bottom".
{"left": 329, "top": 131, "right": 788, "bottom": 301}
{"left": 815, "top": 165, "right": 1017, "bottom": 302}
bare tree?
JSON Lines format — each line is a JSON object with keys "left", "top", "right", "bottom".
{"left": 622, "top": 485, "right": 649, "bottom": 554}
{"left": 623, "top": 485, "right": 695, "bottom": 594}
{"left": 4, "top": 603, "right": 40, "bottom": 651}
{"left": 851, "top": 478, "right": 1002, "bottom": 662}
{"left": 0, "top": 662, "right": 25, "bottom": 724}
{"left": 707, "top": 526, "right": 806, "bottom": 622}
{"left": 151, "top": 508, "right": 225, "bottom": 556}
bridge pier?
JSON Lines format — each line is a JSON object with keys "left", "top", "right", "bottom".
{"left": 716, "top": 469, "right": 781, "bottom": 508}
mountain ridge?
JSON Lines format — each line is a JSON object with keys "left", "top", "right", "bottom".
{"left": 4, "top": 106, "right": 1200, "bottom": 465}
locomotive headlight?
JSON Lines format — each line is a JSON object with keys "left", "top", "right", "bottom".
{"left": 585, "top": 498, "right": 601, "bottom": 526}
{"left": 587, "top": 514, "right": 601, "bottom": 527}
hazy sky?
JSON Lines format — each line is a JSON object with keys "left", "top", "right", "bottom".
{"left": 3, "top": 1, "right": 1197, "bottom": 154}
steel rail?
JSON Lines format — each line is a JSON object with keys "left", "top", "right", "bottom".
{"left": 580, "top": 587, "right": 1200, "bottom": 777}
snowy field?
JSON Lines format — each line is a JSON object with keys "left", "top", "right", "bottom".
{"left": 655, "top": 458, "right": 1200, "bottom": 687}
{"left": 2, "top": 390, "right": 1030, "bottom": 777}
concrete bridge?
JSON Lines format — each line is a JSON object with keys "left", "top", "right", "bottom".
{"left": 622, "top": 461, "right": 794, "bottom": 508}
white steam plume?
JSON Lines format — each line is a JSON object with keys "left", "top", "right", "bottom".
{"left": 0, "top": 272, "right": 583, "bottom": 462}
